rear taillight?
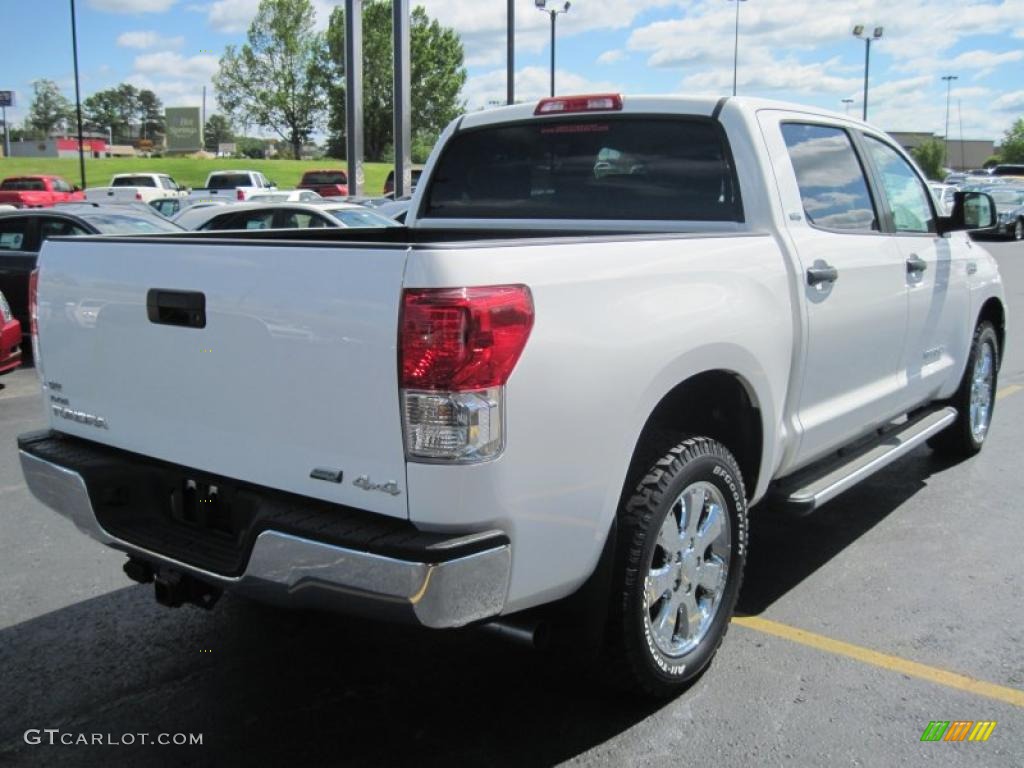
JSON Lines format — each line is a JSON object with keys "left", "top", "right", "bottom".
{"left": 236, "top": 189, "right": 245, "bottom": 200}
{"left": 399, "top": 285, "right": 534, "bottom": 462}
{"left": 534, "top": 93, "right": 623, "bottom": 115}
{"left": 135, "top": 192, "right": 143, "bottom": 201}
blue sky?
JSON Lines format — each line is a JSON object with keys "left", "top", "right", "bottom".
{"left": 2, "top": 0, "right": 1022, "bottom": 142}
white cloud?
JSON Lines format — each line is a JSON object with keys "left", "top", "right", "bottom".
{"left": 133, "top": 51, "right": 219, "bottom": 79}
{"left": 116, "top": 30, "right": 184, "bottom": 49}
{"left": 87, "top": 0, "right": 176, "bottom": 12}
{"left": 597, "top": 50, "right": 626, "bottom": 65}
{"left": 124, "top": 51, "right": 220, "bottom": 110}
{"left": 207, "top": 0, "right": 260, "bottom": 33}
{"left": 463, "top": 66, "right": 621, "bottom": 110}
{"left": 993, "top": 90, "right": 1024, "bottom": 112}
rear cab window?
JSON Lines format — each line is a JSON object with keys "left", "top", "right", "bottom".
{"left": 112, "top": 176, "right": 158, "bottom": 187}
{"left": 424, "top": 117, "right": 742, "bottom": 222}
{"left": 0, "top": 218, "right": 30, "bottom": 250}
{"left": 207, "top": 174, "right": 253, "bottom": 190}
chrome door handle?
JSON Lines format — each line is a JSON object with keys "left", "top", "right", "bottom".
{"left": 807, "top": 263, "right": 839, "bottom": 286}
{"left": 906, "top": 254, "right": 928, "bottom": 274}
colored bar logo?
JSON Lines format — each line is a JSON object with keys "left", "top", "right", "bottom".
{"left": 920, "top": 721, "right": 997, "bottom": 742}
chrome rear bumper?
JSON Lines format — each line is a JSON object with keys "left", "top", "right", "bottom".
{"left": 19, "top": 449, "right": 510, "bottom": 628}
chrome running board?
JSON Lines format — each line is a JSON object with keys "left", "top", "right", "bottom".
{"left": 773, "top": 406, "right": 958, "bottom": 515}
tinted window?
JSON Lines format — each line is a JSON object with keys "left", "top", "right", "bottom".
{"left": 0, "top": 218, "right": 29, "bottom": 250}
{"left": 425, "top": 118, "right": 741, "bottom": 221}
{"left": 112, "top": 176, "right": 157, "bottom": 187}
{"left": 328, "top": 209, "right": 401, "bottom": 228}
{"left": 302, "top": 172, "right": 347, "bottom": 185}
{"left": 993, "top": 165, "right": 1024, "bottom": 177}
{"left": 80, "top": 213, "right": 183, "bottom": 234}
{"left": 39, "top": 218, "right": 90, "bottom": 240}
{"left": 204, "top": 210, "right": 275, "bottom": 230}
{"left": 52, "top": 179, "right": 74, "bottom": 193}
{"left": 277, "top": 211, "right": 332, "bottom": 228}
{"left": 1, "top": 178, "right": 45, "bottom": 191}
{"left": 207, "top": 174, "right": 253, "bottom": 190}
{"left": 781, "top": 123, "right": 878, "bottom": 232}
{"left": 864, "top": 137, "right": 935, "bottom": 234}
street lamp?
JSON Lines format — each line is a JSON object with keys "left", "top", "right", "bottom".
{"left": 536, "top": 0, "right": 570, "bottom": 97}
{"left": 841, "top": 98, "right": 854, "bottom": 115}
{"left": 941, "top": 74, "right": 958, "bottom": 171}
{"left": 852, "top": 25, "right": 883, "bottom": 121}
{"left": 70, "top": 0, "right": 87, "bottom": 189}
{"left": 727, "top": 0, "right": 748, "bottom": 97}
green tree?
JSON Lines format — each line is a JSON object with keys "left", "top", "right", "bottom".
{"left": 115, "top": 84, "right": 140, "bottom": 140}
{"left": 998, "top": 118, "right": 1024, "bottom": 163}
{"left": 83, "top": 89, "right": 121, "bottom": 141}
{"left": 138, "top": 89, "right": 164, "bottom": 141}
{"left": 324, "top": 1, "right": 466, "bottom": 161}
{"left": 204, "top": 114, "right": 235, "bottom": 152}
{"left": 910, "top": 138, "right": 946, "bottom": 180}
{"left": 27, "top": 79, "right": 73, "bottom": 138}
{"left": 213, "top": 0, "right": 328, "bottom": 159}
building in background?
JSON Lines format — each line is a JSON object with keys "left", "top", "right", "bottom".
{"left": 888, "top": 131, "right": 995, "bottom": 171}
{"left": 7, "top": 134, "right": 109, "bottom": 159}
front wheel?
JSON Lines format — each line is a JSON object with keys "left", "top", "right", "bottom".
{"left": 1013, "top": 218, "right": 1023, "bottom": 242}
{"left": 605, "top": 436, "right": 747, "bottom": 697}
{"left": 929, "top": 321, "right": 1000, "bottom": 458}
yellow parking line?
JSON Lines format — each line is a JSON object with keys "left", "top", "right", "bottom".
{"left": 996, "top": 383, "right": 1023, "bottom": 400}
{"left": 733, "top": 616, "right": 1024, "bottom": 708}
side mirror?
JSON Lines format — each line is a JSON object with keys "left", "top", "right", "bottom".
{"left": 941, "top": 191, "right": 997, "bottom": 233}
{"left": 73, "top": 185, "right": 81, "bottom": 192}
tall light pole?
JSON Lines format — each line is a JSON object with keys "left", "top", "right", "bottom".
{"left": 842, "top": 98, "right": 854, "bottom": 115}
{"left": 727, "top": 0, "right": 748, "bottom": 97}
{"left": 941, "top": 74, "right": 958, "bottom": 171}
{"left": 852, "top": 25, "right": 883, "bottom": 122}
{"left": 507, "top": 0, "right": 515, "bottom": 105}
{"left": 70, "top": 0, "right": 86, "bottom": 189}
{"left": 536, "top": 0, "right": 570, "bottom": 97}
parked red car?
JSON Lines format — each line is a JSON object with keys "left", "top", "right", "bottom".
{"left": 0, "top": 176, "right": 85, "bottom": 208}
{"left": 296, "top": 170, "right": 349, "bottom": 198}
{"left": 382, "top": 166, "right": 423, "bottom": 195}
{"left": 0, "top": 290, "right": 22, "bottom": 375}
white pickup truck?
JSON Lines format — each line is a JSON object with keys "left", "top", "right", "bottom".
{"left": 185, "top": 170, "right": 277, "bottom": 203}
{"left": 19, "top": 95, "right": 1005, "bottom": 696}
{"left": 84, "top": 173, "right": 188, "bottom": 204}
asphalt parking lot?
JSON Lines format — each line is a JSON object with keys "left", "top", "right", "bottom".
{"left": 1, "top": 240, "right": 1022, "bottom": 767}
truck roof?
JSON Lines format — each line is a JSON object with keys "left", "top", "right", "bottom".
{"left": 458, "top": 94, "right": 869, "bottom": 131}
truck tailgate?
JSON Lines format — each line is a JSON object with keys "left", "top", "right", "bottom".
{"left": 35, "top": 238, "right": 410, "bottom": 519}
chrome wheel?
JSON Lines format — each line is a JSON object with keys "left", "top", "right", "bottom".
{"left": 643, "top": 481, "right": 731, "bottom": 658}
{"left": 969, "top": 341, "right": 995, "bottom": 442}
{"left": 1015, "top": 219, "right": 1023, "bottom": 241}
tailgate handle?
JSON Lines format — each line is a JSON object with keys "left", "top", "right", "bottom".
{"left": 147, "top": 289, "right": 206, "bottom": 329}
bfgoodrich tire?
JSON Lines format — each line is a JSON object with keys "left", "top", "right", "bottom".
{"left": 929, "top": 321, "right": 1000, "bottom": 458}
{"left": 606, "top": 436, "right": 747, "bottom": 697}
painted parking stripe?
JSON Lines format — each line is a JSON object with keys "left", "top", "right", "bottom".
{"left": 996, "top": 383, "right": 1023, "bottom": 400}
{"left": 733, "top": 616, "right": 1024, "bottom": 708}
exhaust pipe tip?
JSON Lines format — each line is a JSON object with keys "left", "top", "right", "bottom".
{"left": 479, "top": 616, "right": 550, "bottom": 649}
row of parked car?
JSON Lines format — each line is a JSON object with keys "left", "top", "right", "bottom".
{"left": 0, "top": 167, "right": 419, "bottom": 374}
{"left": 929, "top": 164, "right": 1024, "bottom": 240}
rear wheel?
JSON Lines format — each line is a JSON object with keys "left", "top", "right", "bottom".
{"left": 1013, "top": 218, "right": 1023, "bottom": 241}
{"left": 606, "top": 436, "right": 747, "bottom": 697}
{"left": 929, "top": 321, "right": 999, "bottom": 458}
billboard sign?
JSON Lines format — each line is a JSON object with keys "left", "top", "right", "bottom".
{"left": 218, "top": 142, "right": 237, "bottom": 156}
{"left": 165, "top": 107, "right": 202, "bottom": 152}
{"left": 0, "top": 91, "right": 13, "bottom": 108}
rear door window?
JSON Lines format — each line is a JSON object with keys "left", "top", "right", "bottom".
{"left": 424, "top": 117, "right": 742, "bottom": 221}
{"left": 0, "top": 218, "right": 30, "bottom": 250}
{"left": 38, "top": 218, "right": 90, "bottom": 241}
{"left": 781, "top": 123, "right": 878, "bottom": 232}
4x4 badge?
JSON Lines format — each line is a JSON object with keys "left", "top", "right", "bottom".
{"left": 353, "top": 475, "right": 402, "bottom": 496}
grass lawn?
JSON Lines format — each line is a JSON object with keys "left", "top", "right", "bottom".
{"left": 0, "top": 156, "right": 393, "bottom": 194}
